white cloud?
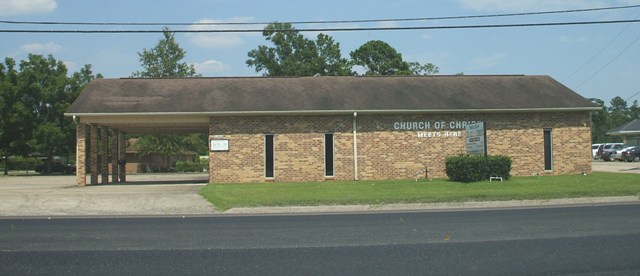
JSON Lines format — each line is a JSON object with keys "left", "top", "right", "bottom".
{"left": 194, "top": 59, "right": 231, "bottom": 75}
{"left": 560, "top": 35, "right": 588, "bottom": 43}
{"left": 0, "top": 0, "right": 57, "bottom": 16}
{"left": 186, "top": 17, "right": 260, "bottom": 49}
{"left": 456, "top": 0, "right": 607, "bottom": 12}
{"left": 63, "top": 60, "right": 76, "bottom": 71}
{"left": 20, "top": 42, "right": 63, "bottom": 54}
{"left": 377, "top": 21, "right": 399, "bottom": 28}
{"left": 469, "top": 52, "right": 508, "bottom": 70}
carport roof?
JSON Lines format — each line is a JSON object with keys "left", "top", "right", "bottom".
{"left": 65, "top": 75, "right": 600, "bottom": 134}
{"left": 607, "top": 118, "right": 640, "bottom": 135}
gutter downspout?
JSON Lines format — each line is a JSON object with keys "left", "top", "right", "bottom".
{"left": 353, "top": 112, "right": 359, "bottom": 180}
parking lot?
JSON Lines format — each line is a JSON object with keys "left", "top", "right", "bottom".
{"left": 592, "top": 159, "right": 640, "bottom": 174}
{"left": 0, "top": 173, "right": 217, "bottom": 217}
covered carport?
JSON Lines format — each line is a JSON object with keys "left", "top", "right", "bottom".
{"left": 65, "top": 79, "right": 210, "bottom": 186}
{"left": 607, "top": 118, "right": 640, "bottom": 146}
{"left": 66, "top": 115, "right": 209, "bottom": 186}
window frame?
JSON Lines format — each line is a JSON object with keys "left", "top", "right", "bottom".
{"left": 265, "top": 134, "right": 275, "bottom": 178}
{"left": 543, "top": 129, "right": 553, "bottom": 171}
{"left": 325, "top": 133, "right": 334, "bottom": 177}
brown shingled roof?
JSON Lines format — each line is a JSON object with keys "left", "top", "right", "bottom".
{"left": 65, "top": 75, "right": 599, "bottom": 134}
{"left": 66, "top": 75, "right": 599, "bottom": 115}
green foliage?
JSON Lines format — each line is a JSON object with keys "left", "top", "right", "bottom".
{"left": 130, "top": 29, "right": 206, "bottom": 163}
{"left": 609, "top": 96, "right": 631, "bottom": 131}
{"left": 6, "top": 156, "right": 41, "bottom": 171}
{"left": 135, "top": 134, "right": 205, "bottom": 158}
{"left": 175, "top": 159, "right": 207, "bottom": 172}
{"left": 0, "top": 54, "right": 99, "bottom": 175}
{"left": 408, "top": 61, "right": 440, "bottom": 75}
{"left": 134, "top": 134, "right": 207, "bottom": 170}
{"left": 247, "top": 23, "right": 353, "bottom": 76}
{"left": 132, "top": 28, "right": 198, "bottom": 78}
{"left": 589, "top": 98, "right": 610, "bottom": 143}
{"left": 590, "top": 97, "right": 640, "bottom": 143}
{"left": 445, "top": 155, "right": 512, "bottom": 183}
{"left": 350, "top": 40, "right": 411, "bottom": 75}
{"left": 247, "top": 24, "right": 440, "bottom": 77}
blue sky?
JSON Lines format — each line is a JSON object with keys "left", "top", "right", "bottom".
{"left": 1, "top": 0, "right": 640, "bottom": 104}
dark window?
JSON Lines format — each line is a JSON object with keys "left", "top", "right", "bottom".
{"left": 543, "top": 129, "right": 552, "bottom": 171}
{"left": 265, "top": 134, "right": 274, "bottom": 178}
{"left": 325, "top": 133, "right": 334, "bottom": 177}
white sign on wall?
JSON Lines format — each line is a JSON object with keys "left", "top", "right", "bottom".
{"left": 210, "top": 139, "right": 229, "bottom": 152}
{"left": 465, "top": 122, "right": 487, "bottom": 156}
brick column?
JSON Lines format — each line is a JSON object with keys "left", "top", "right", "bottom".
{"left": 118, "top": 132, "right": 126, "bottom": 182}
{"left": 111, "top": 130, "right": 119, "bottom": 183}
{"left": 100, "top": 127, "right": 109, "bottom": 184}
{"left": 76, "top": 123, "right": 87, "bottom": 186}
{"left": 90, "top": 125, "right": 99, "bottom": 185}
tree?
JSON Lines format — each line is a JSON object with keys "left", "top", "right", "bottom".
{"left": 0, "top": 55, "right": 100, "bottom": 174}
{"left": 608, "top": 96, "right": 630, "bottom": 132}
{"left": 350, "top": 40, "right": 410, "bottom": 76}
{"left": 0, "top": 57, "right": 21, "bottom": 175}
{"left": 247, "top": 22, "right": 353, "bottom": 76}
{"left": 350, "top": 40, "right": 440, "bottom": 76}
{"left": 132, "top": 27, "right": 198, "bottom": 78}
{"left": 408, "top": 61, "right": 440, "bottom": 75}
{"left": 131, "top": 28, "right": 205, "bottom": 169}
{"left": 629, "top": 100, "right": 639, "bottom": 119}
{"left": 20, "top": 54, "right": 70, "bottom": 174}
{"left": 134, "top": 134, "right": 206, "bottom": 172}
{"left": 589, "top": 98, "right": 610, "bottom": 143}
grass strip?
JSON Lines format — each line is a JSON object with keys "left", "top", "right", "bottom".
{"left": 200, "top": 172, "right": 640, "bottom": 211}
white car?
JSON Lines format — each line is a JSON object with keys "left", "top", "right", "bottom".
{"left": 592, "top": 144, "right": 601, "bottom": 159}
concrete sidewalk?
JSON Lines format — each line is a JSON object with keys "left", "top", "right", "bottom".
{"left": 224, "top": 196, "right": 640, "bottom": 215}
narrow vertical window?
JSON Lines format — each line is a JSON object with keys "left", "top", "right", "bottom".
{"left": 265, "top": 134, "right": 274, "bottom": 178}
{"left": 543, "top": 129, "right": 552, "bottom": 171}
{"left": 325, "top": 133, "right": 334, "bottom": 177}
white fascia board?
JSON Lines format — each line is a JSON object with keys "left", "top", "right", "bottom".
{"left": 65, "top": 107, "right": 602, "bottom": 117}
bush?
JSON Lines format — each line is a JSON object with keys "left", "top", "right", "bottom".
{"left": 7, "top": 157, "right": 42, "bottom": 171}
{"left": 175, "top": 159, "right": 207, "bottom": 172}
{"left": 445, "top": 155, "right": 512, "bottom": 183}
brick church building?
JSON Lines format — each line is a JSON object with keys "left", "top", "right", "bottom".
{"left": 66, "top": 75, "right": 600, "bottom": 185}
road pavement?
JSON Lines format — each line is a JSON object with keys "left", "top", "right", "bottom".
{"left": 0, "top": 161, "right": 638, "bottom": 217}
{"left": 2, "top": 204, "right": 639, "bottom": 274}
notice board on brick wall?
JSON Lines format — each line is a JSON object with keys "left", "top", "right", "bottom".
{"left": 465, "top": 122, "right": 487, "bottom": 156}
{"left": 210, "top": 139, "right": 229, "bottom": 152}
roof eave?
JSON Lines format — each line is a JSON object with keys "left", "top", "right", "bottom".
{"left": 65, "top": 107, "right": 601, "bottom": 117}
{"left": 606, "top": 131, "right": 640, "bottom": 135}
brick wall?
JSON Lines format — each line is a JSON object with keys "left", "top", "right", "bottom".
{"left": 209, "top": 112, "right": 592, "bottom": 183}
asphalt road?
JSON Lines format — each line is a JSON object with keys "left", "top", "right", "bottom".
{"left": 2, "top": 203, "right": 640, "bottom": 275}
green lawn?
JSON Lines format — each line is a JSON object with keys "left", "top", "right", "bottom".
{"left": 200, "top": 172, "right": 640, "bottom": 211}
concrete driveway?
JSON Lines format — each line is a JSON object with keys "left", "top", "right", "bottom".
{"left": 0, "top": 173, "right": 217, "bottom": 217}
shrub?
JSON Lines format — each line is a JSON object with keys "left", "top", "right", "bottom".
{"left": 445, "top": 155, "right": 512, "bottom": 183}
{"left": 7, "top": 157, "right": 42, "bottom": 171}
{"left": 175, "top": 159, "right": 207, "bottom": 172}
